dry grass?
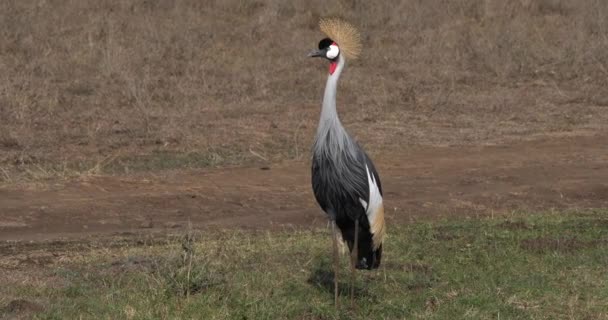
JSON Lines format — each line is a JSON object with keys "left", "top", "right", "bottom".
{"left": 1, "top": 0, "right": 608, "bottom": 181}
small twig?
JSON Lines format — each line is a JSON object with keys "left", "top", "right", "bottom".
{"left": 0, "top": 167, "right": 12, "bottom": 183}
{"left": 184, "top": 222, "right": 194, "bottom": 300}
{"left": 249, "top": 148, "right": 268, "bottom": 161}
{"left": 87, "top": 153, "right": 120, "bottom": 175}
{"left": 293, "top": 119, "right": 307, "bottom": 160}
{"left": 551, "top": 81, "right": 569, "bottom": 99}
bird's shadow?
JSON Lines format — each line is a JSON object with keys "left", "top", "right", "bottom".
{"left": 306, "top": 257, "right": 371, "bottom": 298}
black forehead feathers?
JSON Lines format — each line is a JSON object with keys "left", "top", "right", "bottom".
{"left": 318, "top": 38, "right": 334, "bottom": 49}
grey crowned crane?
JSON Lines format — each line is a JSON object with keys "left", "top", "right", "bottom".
{"left": 308, "top": 18, "right": 386, "bottom": 307}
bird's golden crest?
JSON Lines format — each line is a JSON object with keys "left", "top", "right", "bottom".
{"left": 319, "top": 18, "right": 362, "bottom": 60}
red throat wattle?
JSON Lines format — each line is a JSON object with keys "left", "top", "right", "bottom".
{"left": 329, "top": 61, "right": 337, "bottom": 75}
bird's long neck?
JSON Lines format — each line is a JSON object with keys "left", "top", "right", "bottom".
{"left": 314, "top": 56, "right": 354, "bottom": 160}
{"left": 318, "top": 56, "right": 345, "bottom": 132}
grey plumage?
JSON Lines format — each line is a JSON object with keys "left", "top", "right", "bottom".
{"left": 311, "top": 45, "right": 385, "bottom": 270}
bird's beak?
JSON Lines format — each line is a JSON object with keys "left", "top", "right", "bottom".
{"left": 307, "top": 49, "right": 325, "bottom": 58}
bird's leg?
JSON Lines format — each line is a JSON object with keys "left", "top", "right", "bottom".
{"left": 331, "top": 220, "right": 340, "bottom": 309}
{"left": 350, "top": 218, "right": 359, "bottom": 308}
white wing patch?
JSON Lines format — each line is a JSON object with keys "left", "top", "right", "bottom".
{"left": 359, "top": 164, "right": 385, "bottom": 249}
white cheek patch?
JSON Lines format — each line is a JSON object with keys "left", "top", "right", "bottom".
{"left": 326, "top": 45, "right": 339, "bottom": 59}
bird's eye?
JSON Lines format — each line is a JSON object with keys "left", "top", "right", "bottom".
{"left": 318, "top": 38, "right": 333, "bottom": 49}
{"left": 326, "top": 45, "right": 340, "bottom": 59}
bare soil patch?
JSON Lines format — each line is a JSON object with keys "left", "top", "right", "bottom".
{"left": 0, "top": 134, "right": 606, "bottom": 242}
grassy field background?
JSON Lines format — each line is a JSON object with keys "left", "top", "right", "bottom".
{"left": 1, "top": 0, "right": 608, "bottom": 181}
{"left": 0, "top": 210, "right": 606, "bottom": 319}
{"left": 1, "top": 1, "right": 608, "bottom": 319}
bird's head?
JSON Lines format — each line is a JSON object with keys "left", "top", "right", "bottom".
{"left": 308, "top": 18, "right": 361, "bottom": 75}
{"left": 308, "top": 38, "right": 341, "bottom": 74}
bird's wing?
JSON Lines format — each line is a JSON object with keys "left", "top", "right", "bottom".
{"left": 358, "top": 155, "right": 385, "bottom": 249}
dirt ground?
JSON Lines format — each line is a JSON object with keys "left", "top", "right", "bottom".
{"left": 1, "top": 133, "right": 606, "bottom": 242}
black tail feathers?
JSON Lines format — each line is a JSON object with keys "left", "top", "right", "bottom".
{"left": 355, "top": 244, "right": 382, "bottom": 270}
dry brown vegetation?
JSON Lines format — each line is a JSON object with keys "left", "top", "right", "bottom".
{"left": 1, "top": 0, "right": 607, "bottom": 181}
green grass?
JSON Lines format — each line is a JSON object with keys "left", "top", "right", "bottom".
{"left": 3, "top": 210, "right": 608, "bottom": 319}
